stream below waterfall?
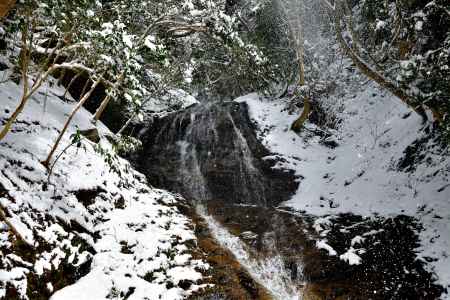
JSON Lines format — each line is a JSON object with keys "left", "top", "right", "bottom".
{"left": 197, "top": 204, "right": 302, "bottom": 300}
{"left": 133, "top": 101, "right": 445, "bottom": 299}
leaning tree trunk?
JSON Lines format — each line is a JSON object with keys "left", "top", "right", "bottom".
{"left": 0, "top": 21, "right": 67, "bottom": 141}
{"left": 291, "top": 53, "right": 312, "bottom": 132}
{"left": 116, "top": 113, "right": 136, "bottom": 136}
{"left": 93, "top": 73, "right": 124, "bottom": 122}
{"left": 0, "top": 0, "right": 15, "bottom": 18}
{"left": 42, "top": 77, "right": 102, "bottom": 169}
{"left": 0, "top": 65, "right": 61, "bottom": 141}
{"left": 290, "top": 10, "right": 312, "bottom": 133}
{"left": 0, "top": 202, "right": 34, "bottom": 248}
{"left": 63, "top": 71, "right": 83, "bottom": 99}
{"left": 93, "top": 94, "right": 111, "bottom": 122}
{"left": 291, "top": 96, "right": 311, "bottom": 132}
{"left": 332, "top": 2, "right": 428, "bottom": 123}
{"left": 0, "top": 24, "right": 30, "bottom": 141}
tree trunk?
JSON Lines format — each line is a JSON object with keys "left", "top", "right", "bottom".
{"left": 0, "top": 94, "right": 28, "bottom": 140}
{"left": 42, "top": 77, "right": 101, "bottom": 169}
{"left": 0, "top": 203, "right": 34, "bottom": 248}
{"left": 0, "top": 18, "right": 67, "bottom": 142}
{"left": 63, "top": 71, "right": 83, "bottom": 99}
{"left": 332, "top": 1, "right": 428, "bottom": 122}
{"left": 93, "top": 73, "right": 124, "bottom": 122}
{"left": 93, "top": 94, "right": 112, "bottom": 122}
{"left": 0, "top": 64, "right": 59, "bottom": 141}
{"left": 290, "top": 8, "right": 312, "bottom": 133}
{"left": 0, "top": 0, "right": 15, "bottom": 18}
{"left": 291, "top": 96, "right": 312, "bottom": 132}
{"left": 0, "top": 23, "right": 30, "bottom": 141}
{"left": 291, "top": 57, "right": 312, "bottom": 133}
{"left": 116, "top": 113, "right": 136, "bottom": 136}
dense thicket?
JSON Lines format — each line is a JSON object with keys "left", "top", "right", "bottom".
{"left": 266, "top": 0, "right": 449, "bottom": 135}
{"left": 1, "top": 0, "right": 449, "bottom": 140}
{"left": 0, "top": 0, "right": 278, "bottom": 165}
{"left": 354, "top": 0, "right": 450, "bottom": 131}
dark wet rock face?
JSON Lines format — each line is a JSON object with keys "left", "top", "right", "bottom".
{"left": 208, "top": 203, "right": 445, "bottom": 299}
{"left": 134, "top": 101, "right": 298, "bottom": 207}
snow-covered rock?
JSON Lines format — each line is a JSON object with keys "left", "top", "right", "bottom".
{"left": 0, "top": 77, "right": 208, "bottom": 299}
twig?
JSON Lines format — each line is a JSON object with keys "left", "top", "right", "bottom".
{"left": 47, "top": 137, "right": 85, "bottom": 184}
{"left": 0, "top": 202, "right": 34, "bottom": 248}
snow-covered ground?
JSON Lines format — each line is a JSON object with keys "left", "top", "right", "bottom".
{"left": 0, "top": 77, "right": 208, "bottom": 299}
{"left": 237, "top": 81, "right": 450, "bottom": 297}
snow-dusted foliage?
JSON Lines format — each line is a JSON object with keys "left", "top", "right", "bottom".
{"left": 0, "top": 0, "right": 269, "bottom": 142}
{"left": 268, "top": 0, "right": 449, "bottom": 133}
{"left": 0, "top": 78, "right": 208, "bottom": 299}
{"left": 350, "top": 0, "right": 450, "bottom": 131}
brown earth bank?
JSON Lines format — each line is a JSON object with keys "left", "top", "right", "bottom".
{"left": 0, "top": 0, "right": 15, "bottom": 18}
{"left": 205, "top": 201, "right": 444, "bottom": 300}
{"left": 176, "top": 201, "right": 274, "bottom": 300}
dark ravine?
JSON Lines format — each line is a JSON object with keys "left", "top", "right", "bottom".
{"left": 132, "top": 101, "right": 445, "bottom": 299}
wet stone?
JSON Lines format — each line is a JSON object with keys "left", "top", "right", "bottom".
{"left": 133, "top": 101, "right": 299, "bottom": 207}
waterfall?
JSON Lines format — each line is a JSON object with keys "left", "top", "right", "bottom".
{"left": 176, "top": 139, "right": 209, "bottom": 201}
{"left": 139, "top": 101, "right": 297, "bottom": 206}
{"left": 136, "top": 101, "right": 302, "bottom": 298}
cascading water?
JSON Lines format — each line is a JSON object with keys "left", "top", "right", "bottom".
{"left": 137, "top": 101, "right": 298, "bottom": 206}
{"left": 197, "top": 205, "right": 303, "bottom": 300}
{"left": 135, "top": 101, "right": 302, "bottom": 298}
{"left": 176, "top": 139, "right": 209, "bottom": 201}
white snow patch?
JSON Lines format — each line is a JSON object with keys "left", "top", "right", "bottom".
{"left": 316, "top": 240, "right": 337, "bottom": 256}
{"left": 340, "top": 248, "right": 363, "bottom": 265}
{"left": 238, "top": 81, "right": 450, "bottom": 296}
{"left": 0, "top": 78, "right": 207, "bottom": 299}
